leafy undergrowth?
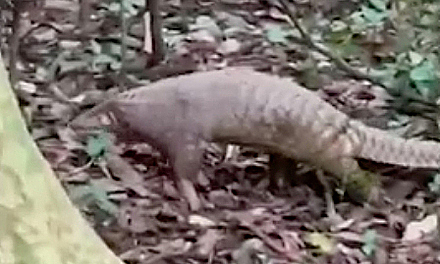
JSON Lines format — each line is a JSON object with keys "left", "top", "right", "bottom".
{"left": 3, "top": 0, "right": 440, "bottom": 263}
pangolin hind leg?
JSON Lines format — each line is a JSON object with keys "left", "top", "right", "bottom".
{"left": 268, "top": 154, "right": 298, "bottom": 194}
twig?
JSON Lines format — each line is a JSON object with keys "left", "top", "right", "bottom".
{"left": 147, "top": 0, "right": 165, "bottom": 66}
{"left": 9, "top": 2, "right": 22, "bottom": 87}
{"left": 119, "top": 0, "right": 127, "bottom": 91}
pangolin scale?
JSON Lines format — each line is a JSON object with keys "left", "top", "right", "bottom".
{"left": 71, "top": 68, "right": 440, "bottom": 210}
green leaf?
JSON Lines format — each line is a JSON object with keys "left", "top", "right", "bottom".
{"left": 362, "top": 6, "right": 388, "bottom": 24}
{"left": 408, "top": 51, "right": 423, "bottom": 66}
{"left": 93, "top": 54, "right": 115, "bottom": 64}
{"left": 110, "top": 60, "right": 122, "bottom": 70}
{"left": 122, "top": 1, "right": 138, "bottom": 16}
{"left": 58, "top": 59, "right": 89, "bottom": 75}
{"left": 330, "top": 20, "right": 348, "bottom": 32}
{"left": 305, "top": 232, "right": 335, "bottom": 255}
{"left": 362, "top": 229, "right": 377, "bottom": 256}
{"left": 420, "top": 14, "right": 436, "bottom": 26}
{"left": 101, "top": 42, "right": 122, "bottom": 56}
{"left": 86, "top": 132, "right": 110, "bottom": 158}
{"left": 413, "top": 80, "right": 439, "bottom": 99}
{"left": 350, "top": 11, "right": 368, "bottom": 32}
{"left": 369, "top": 0, "right": 387, "bottom": 11}
{"left": 126, "top": 0, "right": 144, "bottom": 7}
{"left": 265, "top": 25, "right": 289, "bottom": 44}
{"left": 90, "top": 40, "right": 102, "bottom": 54}
{"left": 108, "top": 2, "right": 120, "bottom": 13}
{"left": 68, "top": 182, "right": 118, "bottom": 217}
{"left": 410, "top": 60, "right": 436, "bottom": 82}
{"left": 428, "top": 173, "right": 440, "bottom": 195}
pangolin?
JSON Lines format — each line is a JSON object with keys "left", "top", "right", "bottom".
{"left": 71, "top": 68, "right": 440, "bottom": 211}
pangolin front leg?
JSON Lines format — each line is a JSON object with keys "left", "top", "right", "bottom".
{"left": 168, "top": 132, "right": 204, "bottom": 211}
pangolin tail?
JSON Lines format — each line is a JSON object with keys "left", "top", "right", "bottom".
{"left": 357, "top": 124, "right": 440, "bottom": 168}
